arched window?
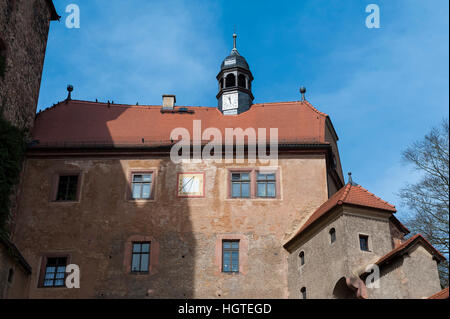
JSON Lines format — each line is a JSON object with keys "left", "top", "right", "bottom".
{"left": 330, "top": 228, "right": 336, "bottom": 244}
{"left": 219, "top": 78, "right": 224, "bottom": 89}
{"left": 238, "top": 74, "right": 246, "bottom": 88}
{"left": 299, "top": 251, "right": 305, "bottom": 266}
{"left": 225, "top": 73, "right": 236, "bottom": 88}
{"left": 300, "top": 287, "right": 307, "bottom": 299}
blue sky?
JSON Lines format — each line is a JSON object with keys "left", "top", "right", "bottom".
{"left": 39, "top": 0, "right": 449, "bottom": 218}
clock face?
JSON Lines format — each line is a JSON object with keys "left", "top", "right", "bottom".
{"left": 222, "top": 93, "right": 238, "bottom": 111}
{"left": 177, "top": 173, "right": 204, "bottom": 197}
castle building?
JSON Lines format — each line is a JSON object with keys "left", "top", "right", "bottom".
{"left": 7, "top": 34, "right": 446, "bottom": 299}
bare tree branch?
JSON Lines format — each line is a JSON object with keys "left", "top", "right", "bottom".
{"left": 399, "top": 118, "right": 449, "bottom": 288}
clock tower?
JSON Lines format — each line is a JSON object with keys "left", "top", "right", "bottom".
{"left": 217, "top": 33, "right": 254, "bottom": 115}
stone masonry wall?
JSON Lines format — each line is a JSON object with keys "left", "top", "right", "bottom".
{"left": 0, "top": 0, "right": 53, "bottom": 130}
{"left": 368, "top": 245, "right": 442, "bottom": 299}
{"left": 0, "top": 243, "right": 30, "bottom": 298}
{"left": 287, "top": 207, "right": 397, "bottom": 299}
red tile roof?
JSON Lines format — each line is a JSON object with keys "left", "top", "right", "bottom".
{"left": 389, "top": 215, "right": 410, "bottom": 235}
{"left": 284, "top": 183, "right": 397, "bottom": 248}
{"left": 374, "top": 234, "right": 446, "bottom": 266}
{"left": 428, "top": 287, "right": 449, "bottom": 299}
{"left": 32, "top": 100, "right": 332, "bottom": 147}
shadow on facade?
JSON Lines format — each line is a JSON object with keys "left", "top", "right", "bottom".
{"left": 85, "top": 108, "right": 197, "bottom": 298}
{"left": 332, "top": 277, "right": 357, "bottom": 299}
{"left": 14, "top": 102, "right": 197, "bottom": 298}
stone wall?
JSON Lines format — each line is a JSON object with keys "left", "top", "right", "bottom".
{"left": 13, "top": 154, "right": 329, "bottom": 298}
{"left": 368, "top": 245, "right": 442, "bottom": 299}
{"left": 287, "top": 209, "right": 348, "bottom": 299}
{"left": 289, "top": 206, "right": 398, "bottom": 299}
{"left": 341, "top": 208, "right": 394, "bottom": 275}
{"left": 287, "top": 207, "right": 399, "bottom": 299}
{"left": 286, "top": 206, "right": 443, "bottom": 299}
{"left": 0, "top": 0, "right": 53, "bottom": 130}
{"left": 0, "top": 239, "right": 30, "bottom": 299}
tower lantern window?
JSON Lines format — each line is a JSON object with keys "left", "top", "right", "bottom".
{"left": 238, "top": 74, "right": 246, "bottom": 88}
{"left": 225, "top": 73, "right": 236, "bottom": 88}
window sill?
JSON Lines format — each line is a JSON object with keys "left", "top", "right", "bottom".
{"left": 49, "top": 200, "right": 80, "bottom": 204}
{"left": 221, "top": 271, "right": 240, "bottom": 275}
{"left": 129, "top": 272, "right": 150, "bottom": 276}
{"left": 224, "top": 198, "right": 283, "bottom": 203}
{"left": 126, "top": 199, "right": 156, "bottom": 203}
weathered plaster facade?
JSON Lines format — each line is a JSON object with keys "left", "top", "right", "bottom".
{"left": 13, "top": 154, "right": 330, "bottom": 298}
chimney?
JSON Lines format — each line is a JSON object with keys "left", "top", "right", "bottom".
{"left": 162, "top": 94, "right": 176, "bottom": 110}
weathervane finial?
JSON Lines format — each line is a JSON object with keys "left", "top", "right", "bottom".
{"left": 233, "top": 32, "right": 237, "bottom": 50}
{"left": 348, "top": 172, "right": 357, "bottom": 186}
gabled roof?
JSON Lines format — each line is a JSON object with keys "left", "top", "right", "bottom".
{"left": 428, "top": 287, "right": 449, "bottom": 299}
{"left": 374, "top": 234, "right": 446, "bottom": 267}
{"left": 284, "top": 183, "right": 397, "bottom": 248}
{"left": 32, "top": 100, "right": 332, "bottom": 148}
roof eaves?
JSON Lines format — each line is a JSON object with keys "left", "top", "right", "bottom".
{"left": 302, "top": 100, "right": 329, "bottom": 118}
{"left": 284, "top": 184, "right": 398, "bottom": 250}
{"left": 355, "top": 185, "right": 397, "bottom": 212}
{"left": 325, "top": 115, "right": 339, "bottom": 141}
{"left": 389, "top": 215, "right": 410, "bottom": 235}
{"left": 283, "top": 203, "right": 343, "bottom": 249}
{"left": 373, "top": 234, "right": 446, "bottom": 269}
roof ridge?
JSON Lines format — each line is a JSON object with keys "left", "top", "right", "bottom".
{"left": 36, "top": 99, "right": 223, "bottom": 116}
{"left": 415, "top": 233, "right": 446, "bottom": 260}
{"left": 284, "top": 182, "right": 400, "bottom": 248}
{"left": 37, "top": 100, "right": 65, "bottom": 116}
{"left": 356, "top": 184, "right": 396, "bottom": 209}
{"left": 252, "top": 101, "right": 302, "bottom": 106}
{"left": 338, "top": 183, "right": 352, "bottom": 203}
{"left": 39, "top": 99, "right": 314, "bottom": 113}
{"left": 69, "top": 100, "right": 217, "bottom": 109}
{"left": 302, "top": 100, "right": 329, "bottom": 118}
